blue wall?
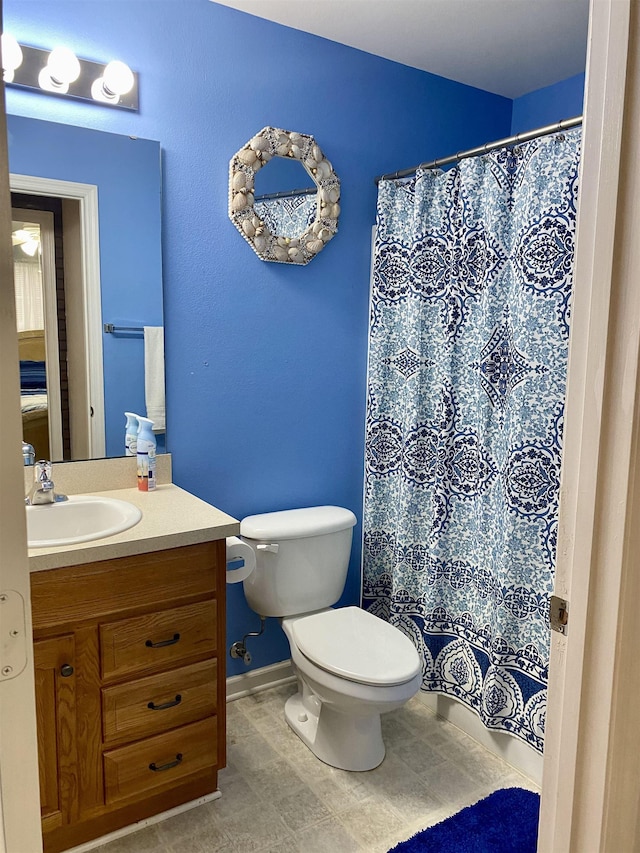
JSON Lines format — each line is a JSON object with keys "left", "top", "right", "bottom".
{"left": 7, "top": 116, "right": 164, "bottom": 457}
{"left": 511, "top": 73, "right": 585, "bottom": 135}
{"left": 5, "top": 1, "right": 540, "bottom": 675}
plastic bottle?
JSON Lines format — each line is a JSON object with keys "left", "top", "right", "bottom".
{"left": 136, "top": 416, "right": 156, "bottom": 491}
{"left": 124, "top": 412, "right": 139, "bottom": 456}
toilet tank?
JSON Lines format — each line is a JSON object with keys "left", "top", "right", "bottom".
{"left": 240, "top": 506, "right": 357, "bottom": 618}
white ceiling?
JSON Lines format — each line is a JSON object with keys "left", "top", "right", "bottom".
{"left": 212, "top": 0, "right": 590, "bottom": 99}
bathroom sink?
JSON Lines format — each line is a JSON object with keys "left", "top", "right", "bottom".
{"left": 26, "top": 495, "right": 142, "bottom": 548}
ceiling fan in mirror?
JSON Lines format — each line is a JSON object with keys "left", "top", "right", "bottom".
{"left": 12, "top": 223, "right": 41, "bottom": 257}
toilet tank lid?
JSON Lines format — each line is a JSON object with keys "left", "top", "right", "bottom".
{"left": 240, "top": 506, "right": 356, "bottom": 540}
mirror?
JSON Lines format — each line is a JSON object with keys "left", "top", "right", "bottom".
{"left": 7, "top": 115, "right": 165, "bottom": 460}
{"left": 229, "top": 126, "right": 340, "bottom": 265}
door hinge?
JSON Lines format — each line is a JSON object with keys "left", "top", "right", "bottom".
{"left": 550, "top": 595, "right": 569, "bottom": 635}
{"left": 0, "top": 590, "right": 28, "bottom": 680}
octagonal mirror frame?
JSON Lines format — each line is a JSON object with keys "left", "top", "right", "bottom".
{"left": 229, "top": 127, "right": 340, "bottom": 265}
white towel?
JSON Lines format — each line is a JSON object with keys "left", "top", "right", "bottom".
{"left": 144, "top": 326, "right": 166, "bottom": 432}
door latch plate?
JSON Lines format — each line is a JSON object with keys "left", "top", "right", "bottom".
{"left": 550, "top": 595, "right": 569, "bottom": 635}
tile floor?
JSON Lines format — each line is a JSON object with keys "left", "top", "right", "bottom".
{"left": 95, "top": 682, "right": 539, "bottom": 853}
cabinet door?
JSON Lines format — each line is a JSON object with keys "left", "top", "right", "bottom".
{"left": 33, "top": 634, "right": 79, "bottom": 833}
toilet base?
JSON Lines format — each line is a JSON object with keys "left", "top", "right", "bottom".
{"left": 284, "top": 691, "right": 385, "bottom": 772}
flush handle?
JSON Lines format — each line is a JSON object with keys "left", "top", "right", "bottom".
{"left": 256, "top": 543, "right": 279, "bottom": 554}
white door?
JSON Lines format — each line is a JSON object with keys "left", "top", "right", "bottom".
{"left": 539, "top": 0, "right": 640, "bottom": 850}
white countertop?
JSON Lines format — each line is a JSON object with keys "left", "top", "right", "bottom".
{"left": 28, "top": 484, "right": 240, "bottom": 572}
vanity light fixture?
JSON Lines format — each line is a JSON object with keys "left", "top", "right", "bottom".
{"left": 1, "top": 38, "right": 138, "bottom": 110}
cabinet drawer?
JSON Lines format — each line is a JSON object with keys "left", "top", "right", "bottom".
{"left": 100, "top": 600, "right": 216, "bottom": 680}
{"left": 103, "top": 717, "right": 217, "bottom": 805}
{"left": 31, "top": 542, "right": 222, "bottom": 630}
{"left": 102, "top": 659, "right": 217, "bottom": 745}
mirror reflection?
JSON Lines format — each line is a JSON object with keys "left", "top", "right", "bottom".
{"left": 7, "top": 115, "right": 165, "bottom": 461}
{"left": 254, "top": 157, "right": 317, "bottom": 240}
{"left": 13, "top": 212, "right": 58, "bottom": 461}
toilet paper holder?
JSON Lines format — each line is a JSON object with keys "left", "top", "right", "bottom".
{"left": 225, "top": 536, "right": 257, "bottom": 584}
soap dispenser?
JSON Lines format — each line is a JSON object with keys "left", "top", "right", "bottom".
{"left": 136, "top": 416, "right": 156, "bottom": 491}
{"left": 124, "top": 412, "right": 139, "bottom": 456}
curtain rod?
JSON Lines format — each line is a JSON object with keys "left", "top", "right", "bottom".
{"left": 374, "top": 115, "right": 583, "bottom": 185}
{"left": 254, "top": 186, "right": 317, "bottom": 201}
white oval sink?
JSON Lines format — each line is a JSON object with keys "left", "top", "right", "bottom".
{"left": 27, "top": 495, "right": 142, "bottom": 548}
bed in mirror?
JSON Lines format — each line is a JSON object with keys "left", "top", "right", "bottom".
{"left": 18, "top": 329, "right": 50, "bottom": 460}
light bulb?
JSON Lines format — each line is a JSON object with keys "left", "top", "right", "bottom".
{"left": 91, "top": 60, "right": 134, "bottom": 104}
{"left": 103, "top": 60, "right": 134, "bottom": 95}
{"left": 47, "top": 46, "right": 80, "bottom": 83}
{"left": 38, "top": 46, "right": 80, "bottom": 93}
{"left": 1, "top": 34, "right": 23, "bottom": 82}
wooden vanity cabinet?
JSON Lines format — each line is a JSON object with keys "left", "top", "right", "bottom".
{"left": 30, "top": 540, "right": 226, "bottom": 853}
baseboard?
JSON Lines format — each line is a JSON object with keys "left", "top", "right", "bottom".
{"left": 226, "top": 659, "right": 295, "bottom": 702}
{"left": 417, "top": 691, "right": 543, "bottom": 786}
{"left": 63, "top": 792, "right": 221, "bottom": 853}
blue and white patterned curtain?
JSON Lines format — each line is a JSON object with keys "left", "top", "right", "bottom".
{"left": 254, "top": 193, "right": 317, "bottom": 236}
{"left": 363, "top": 129, "right": 580, "bottom": 752}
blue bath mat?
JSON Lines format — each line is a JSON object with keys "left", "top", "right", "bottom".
{"left": 388, "top": 787, "right": 540, "bottom": 853}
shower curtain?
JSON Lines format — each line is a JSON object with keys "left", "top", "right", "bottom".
{"left": 363, "top": 128, "right": 581, "bottom": 752}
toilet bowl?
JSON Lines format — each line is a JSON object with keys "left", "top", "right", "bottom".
{"left": 238, "top": 505, "right": 422, "bottom": 771}
{"left": 282, "top": 607, "right": 422, "bottom": 771}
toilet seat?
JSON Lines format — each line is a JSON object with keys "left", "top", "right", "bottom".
{"left": 287, "top": 606, "right": 421, "bottom": 687}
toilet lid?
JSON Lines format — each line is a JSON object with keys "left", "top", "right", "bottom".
{"left": 289, "top": 607, "right": 421, "bottom": 687}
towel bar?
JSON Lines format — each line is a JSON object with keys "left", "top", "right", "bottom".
{"left": 103, "top": 323, "right": 144, "bottom": 334}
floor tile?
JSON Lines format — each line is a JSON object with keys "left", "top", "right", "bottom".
{"left": 94, "top": 683, "right": 537, "bottom": 853}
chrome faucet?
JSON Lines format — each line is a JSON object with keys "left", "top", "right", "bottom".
{"left": 25, "top": 460, "right": 68, "bottom": 506}
{"left": 22, "top": 441, "right": 35, "bottom": 466}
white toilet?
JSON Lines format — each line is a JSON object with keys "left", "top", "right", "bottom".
{"left": 240, "top": 505, "right": 422, "bottom": 771}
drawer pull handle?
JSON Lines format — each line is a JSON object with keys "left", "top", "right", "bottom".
{"left": 148, "top": 694, "right": 182, "bottom": 711}
{"left": 145, "top": 633, "right": 181, "bottom": 649}
{"left": 149, "top": 753, "right": 183, "bottom": 773}
{"left": 60, "top": 664, "right": 74, "bottom": 677}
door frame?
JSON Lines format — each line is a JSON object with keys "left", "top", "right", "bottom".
{"left": 0, "top": 30, "right": 44, "bottom": 853}
{"left": 10, "top": 175, "right": 105, "bottom": 460}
